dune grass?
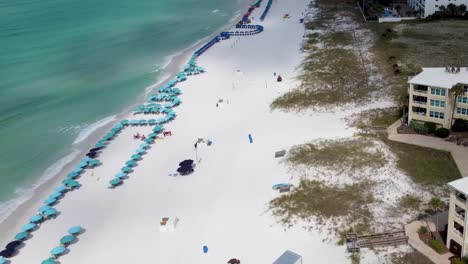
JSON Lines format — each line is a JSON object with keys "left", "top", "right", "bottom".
{"left": 346, "top": 107, "right": 402, "bottom": 129}
{"left": 287, "top": 138, "right": 386, "bottom": 171}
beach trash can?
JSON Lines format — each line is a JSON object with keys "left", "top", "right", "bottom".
{"left": 203, "top": 245, "right": 208, "bottom": 254}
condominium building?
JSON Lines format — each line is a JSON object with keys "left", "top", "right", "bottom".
{"left": 407, "top": 0, "right": 468, "bottom": 17}
{"left": 408, "top": 67, "right": 468, "bottom": 129}
{"left": 447, "top": 177, "right": 468, "bottom": 257}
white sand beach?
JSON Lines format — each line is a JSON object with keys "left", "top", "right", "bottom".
{"left": 0, "top": 0, "right": 355, "bottom": 263}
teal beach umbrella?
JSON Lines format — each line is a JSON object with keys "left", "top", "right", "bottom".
{"left": 125, "top": 160, "right": 136, "bottom": 166}
{"left": 51, "top": 246, "right": 66, "bottom": 256}
{"left": 60, "top": 235, "right": 76, "bottom": 245}
{"left": 131, "top": 154, "right": 141, "bottom": 160}
{"left": 15, "top": 231, "right": 30, "bottom": 241}
{"left": 22, "top": 223, "right": 36, "bottom": 231}
{"left": 68, "top": 226, "right": 82, "bottom": 235}
{"left": 30, "top": 214, "right": 43, "bottom": 223}
{"left": 44, "top": 208, "right": 58, "bottom": 217}
{"left": 109, "top": 178, "right": 122, "bottom": 187}
{"left": 38, "top": 205, "right": 52, "bottom": 213}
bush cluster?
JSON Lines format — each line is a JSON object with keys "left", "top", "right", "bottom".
{"left": 410, "top": 120, "right": 428, "bottom": 134}
{"left": 452, "top": 119, "right": 468, "bottom": 132}
{"left": 429, "top": 239, "right": 445, "bottom": 254}
{"left": 435, "top": 128, "right": 450, "bottom": 138}
{"left": 424, "top": 122, "right": 437, "bottom": 134}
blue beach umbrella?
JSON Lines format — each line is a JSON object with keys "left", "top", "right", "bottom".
{"left": 15, "top": 231, "right": 29, "bottom": 241}
{"left": 116, "top": 172, "right": 127, "bottom": 178}
{"left": 55, "top": 185, "right": 68, "bottom": 193}
{"left": 77, "top": 162, "right": 88, "bottom": 168}
{"left": 88, "top": 159, "right": 100, "bottom": 166}
{"left": 44, "top": 198, "right": 57, "bottom": 206}
{"left": 30, "top": 214, "right": 43, "bottom": 223}
{"left": 51, "top": 246, "right": 66, "bottom": 256}
{"left": 130, "top": 120, "right": 139, "bottom": 125}
{"left": 109, "top": 178, "right": 122, "bottom": 187}
{"left": 131, "top": 154, "right": 141, "bottom": 160}
{"left": 0, "top": 257, "right": 6, "bottom": 264}
{"left": 144, "top": 138, "right": 154, "bottom": 144}
{"left": 147, "top": 133, "right": 157, "bottom": 138}
{"left": 95, "top": 142, "right": 105, "bottom": 148}
{"left": 68, "top": 226, "right": 82, "bottom": 235}
{"left": 72, "top": 167, "right": 83, "bottom": 174}
{"left": 120, "top": 120, "right": 129, "bottom": 125}
{"left": 60, "top": 235, "right": 76, "bottom": 245}
{"left": 148, "top": 119, "right": 156, "bottom": 125}
{"left": 65, "top": 181, "right": 80, "bottom": 189}
{"left": 138, "top": 119, "right": 147, "bottom": 125}
{"left": 163, "top": 103, "right": 172, "bottom": 108}
{"left": 41, "top": 258, "right": 58, "bottom": 264}
{"left": 140, "top": 143, "right": 149, "bottom": 148}
{"left": 135, "top": 148, "right": 145, "bottom": 154}
{"left": 39, "top": 205, "right": 52, "bottom": 213}
{"left": 67, "top": 172, "right": 79, "bottom": 179}
{"left": 50, "top": 192, "right": 62, "bottom": 199}
{"left": 125, "top": 160, "right": 136, "bottom": 166}
{"left": 82, "top": 157, "right": 92, "bottom": 162}
{"left": 62, "top": 179, "right": 74, "bottom": 185}
{"left": 121, "top": 166, "right": 132, "bottom": 173}
{"left": 22, "top": 223, "right": 36, "bottom": 231}
{"left": 44, "top": 208, "right": 58, "bottom": 217}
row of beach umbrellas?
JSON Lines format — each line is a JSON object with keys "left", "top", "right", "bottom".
{"left": 41, "top": 226, "right": 83, "bottom": 263}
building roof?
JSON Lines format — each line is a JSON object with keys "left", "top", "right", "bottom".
{"left": 408, "top": 67, "right": 468, "bottom": 89}
{"left": 448, "top": 177, "right": 468, "bottom": 195}
{"left": 273, "top": 250, "right": 302, "bottom": 264}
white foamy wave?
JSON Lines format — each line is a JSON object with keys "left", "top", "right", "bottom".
{"left": 212, "top": 9, "right": 220, "bottom": 13}
{"left": 73, "top": 115, "right": 117, "bottom": 144}
{"left": 0, "top": 150, "right": 80, "bottom": 224}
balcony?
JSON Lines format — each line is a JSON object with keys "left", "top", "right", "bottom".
{"left": 457, "top": 193, "right": 467, "bottom": 204}
{"left": 413, "top": 100, "right": 427, "bottom": 105}
{"left": 413, "top": 85, "right": 428, "bottom": 94}
{"left": 455, "top": 211, "right": 465, "bottom": 221}
{"left": 454, "top": 228, "right": 464, "bottom": 238}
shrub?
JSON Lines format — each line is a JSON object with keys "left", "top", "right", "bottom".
{"left": 435, "top": 128, "right": 450, "bottom": 138}
{"left": 410, "top": 120, "right": 428, "bottom": 134}
{"left": 452, "top": 119, "right": 468, "bottom": 132}
{"left": 451, "top": 258, "right": 464, "bottom": 264}
{"left": 424, "top": 122, "right": 437, "bottom": 134}
{"left": 429, "top": 239, "right": 445, "bottom": 254}
{"left": 418, "top": 226, "right": 428, "bottom": 234}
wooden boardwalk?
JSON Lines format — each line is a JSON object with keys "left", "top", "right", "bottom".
{"left": 347, "top": 230, "right": 408, "bottom": 252}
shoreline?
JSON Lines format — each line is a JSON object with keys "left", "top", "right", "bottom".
{"left": 0, "top": 0, "right": 250, "bottom": 237}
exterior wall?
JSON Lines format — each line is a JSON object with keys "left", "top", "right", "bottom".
{"left": 447, "top": 188, "right": 468, "bottom": 257}
{"left": 408, "top": 83, "right": 468, "bottom": 128}
{"left": 408, "top": 0, "right": 468, "bottom": 17}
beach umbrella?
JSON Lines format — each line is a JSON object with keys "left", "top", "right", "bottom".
{"left": 179, "top": 160, "right": 194, "bottom": 167}
{"left": 77, "top": 162, "right": 88, "bottom": 168}
{"left": 131, "top": 154, "right": 141, "bottom": 160}
{"left": 144, "top": 138, "right": 154, "bottom": 144}
{"left": 163, "top": 103, "right": 172, "bottom": 108}
{"left": 0, "top": 257, "right": 6, "bottom": 264}
{"left": 121, "top": 166, "right": 132, "bottom": 173}
{"left": 97, "top": 139, "right": 107, "bottom": 145}
{"left": 130, "top": 120, "right": 139, "bottom": 125}
{"left": 153, "top": 125, "right": 163, "bottom": 132}
{"left": 94, "top": 142, "right": 105, "bottom": 148}
{"left": 135, "top": 148, "right": 145, "bottom": 154}
{"left": 116, "top": 172, "right": 127, "bottom": 178}
{"left": 120, "top": 120, "right": 129, "bottom": 125}
{"left": 41, "top": 258, "right": 58, "bottom": 264}
{"left": 60, "top": 235, "right": 76, "bottom": 245}
{"left": 51, "top": 246, "right": 66, "bottom": 256}
{"left": 140, "top": 143, "right": 149, "bottom": 148}
{"left": 62, "top": 179, "right": 74, "bottom": 185}
{"left": 55, "top": 185, "right": 68, "bottom": 193}
{"left": 125, "top": 160, "right": 137, "bottom": 166}
{"left": 88, "top": 159, "right": 100, "bottom": 166}
{"left": 177, "top": 166, "right": 193, "bottom": 174}
{"left": 22, "top": 223, "right": 36, "bottom": 232}
{"left": 44, "top": 198, "right": 57, "bottom": 206}
{"left": 86, "top": 152, "right": 97, "bottom": 158}
{"left": 109, "top": 178, "right": 122, "bottom": 187}
{"left": 148, "top": 119, "right": 157, "bottom": 125}
{"left": 65, "top": 181, "right": 80, "bottom": 189}
{"left": 0, "top": 248, "right": 15, "bottom": 258}
{"left": 68, "top": 226, "right": 81, "bottom": 235}
{"left": 38, "top": 205, "right": 52, "bottom": 213}
{"left": 49, "top": 192, "right": 63, "bottom": 199}
{"left": 6, "top": 241, "right": 22, "bottom": 250}
{"left": 30, "top": 214, "right": 43, "bottom": 223}
{"left": 15, "top": 231, "right": 29, "bottom": 241}
{"left": 82, "top": 156, "right": 92, "bottom": 162}
{"left": 138, "top": 119, "right": 147, "bottom": 125}
{"left": 44, "top": 208, "right": 58, "bottom": 217}
{"left": 67, "top": 172, "right": 79, "bottom": 179}
{"left": 72, "top": 167, "right": 83, "bottom": 174}
{"left": 147, "top": 133, "right": 157, "bottom": 138}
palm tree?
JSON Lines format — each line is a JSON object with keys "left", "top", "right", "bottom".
{"left": 450, "top": 83, "right": 466, "bottom": 128}
{"left": 429, "top": 197, "right": 445, "bottom": 238}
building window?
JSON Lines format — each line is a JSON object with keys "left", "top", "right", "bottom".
{"left": 457, "top": 97, "right": 468, "bottom": 104}
{"left": 429, "top": 110, "right": 444, "bottom": 119}
{"left": 431, "top": 87, "right": 446, "bottom": 96}
{"left": 430, "top": 99, "right": 445, "bottom": 107}
{"left": 457, "top": 107, "right": 468, "bottom": 116}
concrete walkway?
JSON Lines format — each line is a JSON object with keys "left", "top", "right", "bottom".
{"left": 387, "top": 120, "right": 468, "bottom": 176}
{"left": 405, "top": 221, "right": 453, "bottom": 264}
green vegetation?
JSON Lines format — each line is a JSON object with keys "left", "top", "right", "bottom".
{"left": 429, "top": 239, "right": 446, "bottom": 254}
{"left": 452, "top": 119, "right": 468, "bottom": 132}
{"left": 287, "top": 138, "right": 386, "bottom": 171}
{"left": 451, "top": 257, "right": 468, "bottom": 264}
{"left": 424, "top": 122, "right": 437, "bottom": 134}
{"left": 435, "top": 128, "right": 450, "bottom": 138}
{"left": 410, "top": 120, "right": 428, "bottom": 135}
{"left": 400, "top": 195, "right": 422, "bottom": 211}
{"left": 350, "top": 253, "right": 361, "bottom": 264}
{"left": 270, "top": 180, "right": 374, "bottom": 225}
{"left": 418, "top": 226, "right": 428, "bottom": 235}
{"left": 391, "top": 251, "right": 434, "bottom": 264}
{"left": 383, "top": 139, "right": 461, "bottom": 185}
{"left": 346, "top": 107, "right": 401, "bottom": 129}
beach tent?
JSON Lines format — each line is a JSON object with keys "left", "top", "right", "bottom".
{"left": 60, "top": 235, "right": 76, "bottom": 245}
{"left": 44, "top": 208, "right": 58, "bottom": 217}
{"left": 68, "top": 226, "right": 82, "bottom": 235}
{"left": 38, "top": 205, "right": 52, "bottom": 213}
{"left": 30, "top": 214, "right": 43, "bottom": 223}
{"left": 51, "top": 246, "right": 66, "bottom": 256}
{"left": 15, "top": 231, "right": 30, "bottom": 241}
{"left": 22, "top": 223, "right": 36, "bottom": 232}
{"left": 6, "top": 241, "right": 22, "bottom": 250}
{"left": 272, "top": 250, "right": 302, "bottom": 264}
{"left": 41, "top": 258, "right": 58, "bottom": 264}
{"left": 0, "top": 248, "right": 15, "bottom": 258}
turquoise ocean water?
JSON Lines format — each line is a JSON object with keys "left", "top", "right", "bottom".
{"left": 0, "top": 0, "right": 244, "bottom": 221}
